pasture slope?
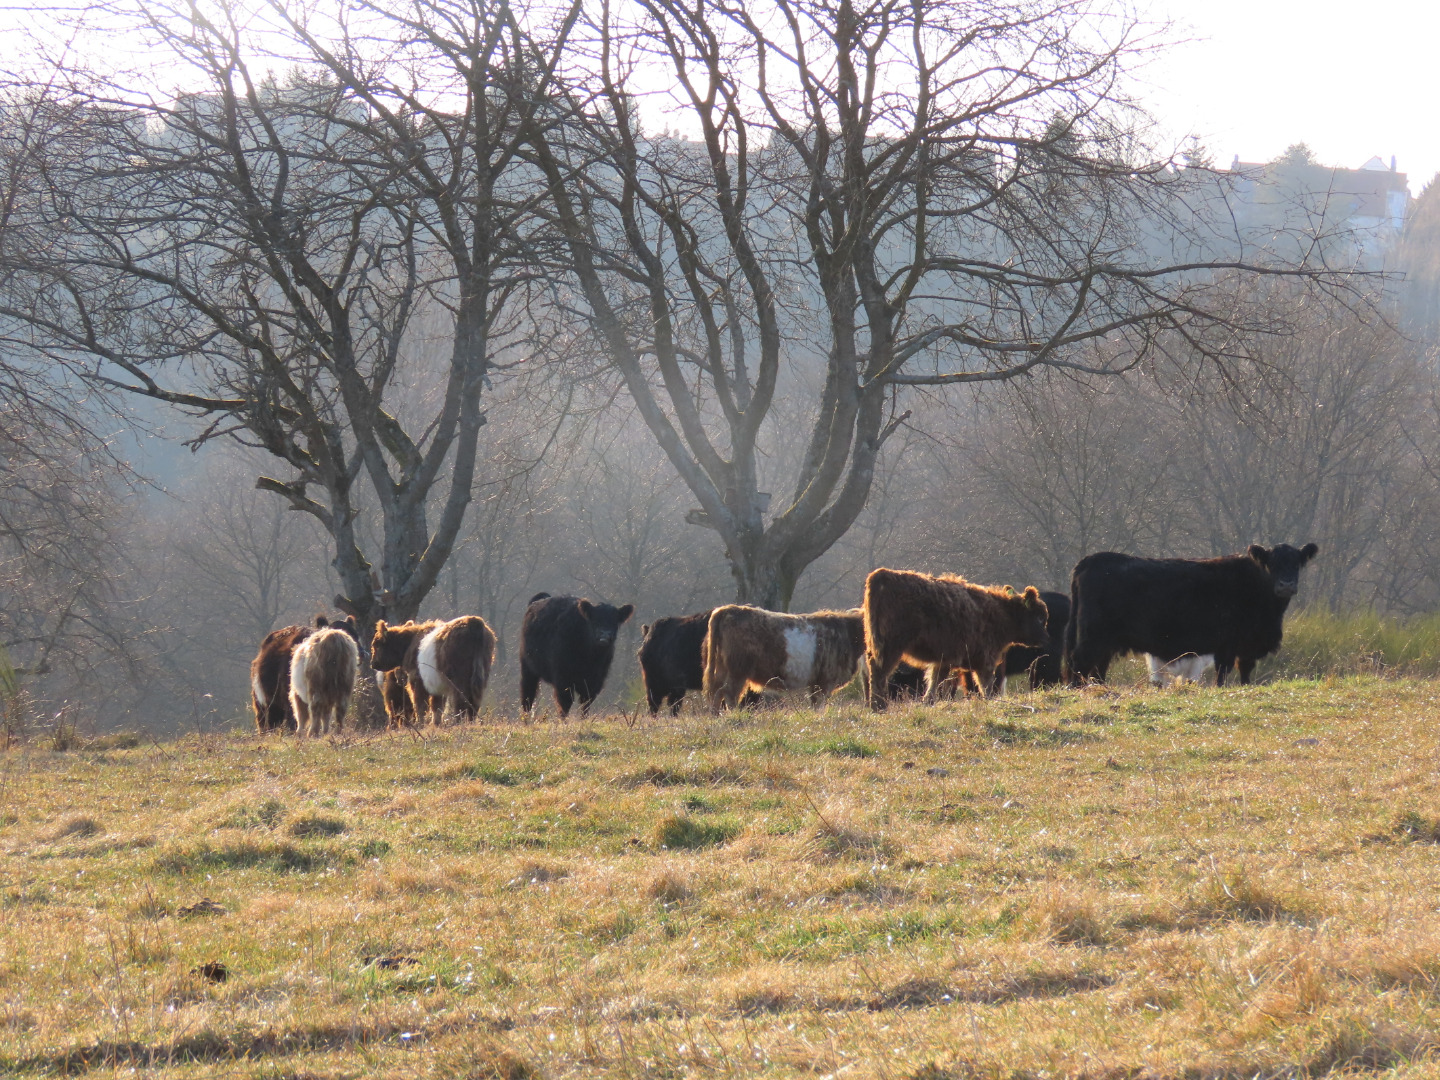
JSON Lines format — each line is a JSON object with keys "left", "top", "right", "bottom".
{"left": 3, "top": 679, "right": 1440, "bottom": 1079}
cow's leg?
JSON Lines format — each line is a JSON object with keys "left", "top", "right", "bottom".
{"left": 668, "top": 692, "right": 684, "bottom": 717}
{"left": 555, "top": 685, "right": 575, "bottom": 718}
{"left": 807, "top": 684, "right": 825, "bottom": 708}
{"left": 866, "top": 650, "right": 900, "bottom": 710}
{"left": 293, "top": 698, "right": 311, "bottom": 738}
{"left": 1237, "top": 658, "right": 1257, "bottom": 685}
{"left": 1214, "top": 655, "right": 1233, "bottom": 687}
{"left": 519, "top": 663, "right": 541, "bottom": 715}
{"left": 646, "top": 683, "right": 663, "bottom": 716}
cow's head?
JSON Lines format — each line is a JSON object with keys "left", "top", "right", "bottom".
{"left": 1009, "top": 586, "right": 1050, "bottom": 647}
{"left": 369, "top": 619, "right": 409, "bottom": 671}
{"left": 577, "top": 599, "right": 635, "bottom": 650}
{"left": 1247, "top": 543, "right": 1319, "bottom": 598}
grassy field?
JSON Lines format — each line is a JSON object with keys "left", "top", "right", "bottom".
{"left": 4, "top": 678, "right": 1440, "bottom": 1078}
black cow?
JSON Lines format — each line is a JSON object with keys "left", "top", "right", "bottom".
{"left": 1065, "top": 543, "right": 1318, "bottom": 686}
{"left": 520, "top": 592, "right": 635, "bottom": 716}
{"left": 637, "top": 611, "right": 711, "bottom": 716}
{"left": 1004, "top": 590, "right": 1070, "bottom": 690}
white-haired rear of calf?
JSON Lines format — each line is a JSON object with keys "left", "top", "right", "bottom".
{"left": 290, "top": 627, "right": 359, "bottom": 737}
{"left": 1146, "top": 653, "right": 1215, "bottom": 686}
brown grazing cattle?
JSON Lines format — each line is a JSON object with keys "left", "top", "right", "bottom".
{"left": 863, "top": 568, "right": 1049, "bottom": 708}
{"left": 371, "top": 616, "right": 496, "bottom": 725}
{"left": 378, "top": 669, "right": 414, "bottom": 728}
{"left": 702, "top": 605, "right": 866, "bottom": 711}
{"left": 289, "top": 626, "right": 360, "bottom": 737}
{"left": 250, "top": 616, "right": 357, "bottom": 733}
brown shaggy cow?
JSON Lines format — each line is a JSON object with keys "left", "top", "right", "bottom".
{"left": 289, "top": 626, "right": 360, "bottom": 737}
{"left": 377, "top": 669, "right": 414, "bottom": 728}
{"left": 250, "top": 615, "right": 358, "bottom": 733}
{"left": 863, "top": 568, "right": 1049, "bottom": 709}
{"left": 371, "top": 616, "right": 496, "bottom": 725}
{"left": 702, "top": 605, "right": 866, "bottom": 711}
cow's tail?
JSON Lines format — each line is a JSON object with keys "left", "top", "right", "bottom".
{"left": 1063, "top": 569, "right": 1082, "bottom": 685}
{"left": 700, "top": 610, "right": 723, "bottom": 710}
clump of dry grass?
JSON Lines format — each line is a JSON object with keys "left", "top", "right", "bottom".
{"left": 805, "top": 798, "right": 895, "bottom": 860}
{"left": 285, "top": 812, "right": 347, "bottom": 838}
{"left": 42, "top": 814, "right": 100, "bottom": 841}
{"left": 646, "top": 870, "right": 692, "bottom": 905}
{"left": 507, "top": 860, "right": 569, "bottom": 888}
{"left": 1197, "top": 866, "right": 1316, "bottom": 924}
{"left": 652, "top": 812, "right": 737, "bottom": 849}
{"left": 1025, "top": 889, "right": 1113, "bottom": 946}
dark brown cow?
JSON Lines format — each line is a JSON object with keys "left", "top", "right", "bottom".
{"left": 371, "top": 616, "right": 496, "bottom": 725}
{"left": 250, "top": 616, "right": 357, "bottom": 733}
{"left": 378, "top": 669, "right": 414, "bottom": 729}
{"left": 863, "top": 568, "right": 1049, "bottom": 708}
{"left": 702, "top": 605, "right": 866, "bottom": 711}
{"left": 289, "top": 626, "right": 360, "bottom": 738}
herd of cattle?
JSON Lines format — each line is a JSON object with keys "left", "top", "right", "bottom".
{"left": 249, "top": 543, "right": 1318, "bottom": 735}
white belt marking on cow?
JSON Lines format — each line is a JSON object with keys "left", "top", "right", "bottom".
{"left": 782, "top": 625, "right": 817, "bottom": 688}
{"left": 418, "top": 628, "right": 446, "bottom": 695}
{"left": 1146, "top": 653, "right": 1215, "bottom": 685}
{"left": 290, "top": 649, "right": 312, "bottom": 702}
{"left": 375, "top": 670, "right": 388, "bottom": 691}
{"left": 252, "top": 673, "right": 266, "bottom": 704}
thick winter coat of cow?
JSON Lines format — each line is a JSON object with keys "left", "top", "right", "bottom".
{"left": 1002, "top": 590, "right": 1071, "bottom": 691}
{"left": 702, "top": 605, "right": 866, "bottom": 710}
{"left": 251, "top": 615, "right": 358, "bottom": 733}
{"left": 289, "top": 626, "right": 360, "bottom": 737}
{"left": 1065, "top": 543, "right": 1319, "bottom": 686}
{"left": 638, "top": 611, "right": 712, "bottom": 716}
{"left": 520, "top": 593, "right": 634, "bottom": 717}
{"left": 863, "top": 568, "right": 1050, "bottom": 708}
{"left": 371, "top": 616, "right": 496, "bottom": 725}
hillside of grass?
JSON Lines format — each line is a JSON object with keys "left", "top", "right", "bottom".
{"left": 4, "top": 678, "right": 1440, "bottom": 1078}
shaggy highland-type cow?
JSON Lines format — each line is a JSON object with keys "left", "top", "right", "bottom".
{"left": 862, "top": 568, "right": 1050, "bottom": 708}
{"left": 289, "top": 626, "right": 360, "bottom": 738}
{"left": 701, "top": 605, "right": 866, "bottom": 710}
{"left": 520, "top": 593, "right": 635, "bottom": 717}
{"left": 637, "top": 611, "right": 712, "bottom": 716}
{"left": 1064, "top": 543, "right": 1319, "bottom": 686}
{"left": 250, "top": 615, "right": 358, "bottom": 733}
{"left": 370, "top": 616, "right": 496, "bottom": 725}
{"left": 1002, "top": 590, "right": 1071, "bottom": 691}
{"left": 377, "top": 668, "right": 414, "bottom": 727}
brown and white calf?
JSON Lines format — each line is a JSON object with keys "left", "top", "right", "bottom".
{"left": 251, "top": 616, "right": 358, "bottom": 733}
{"left": 371, "top": 616, "right": 496, "bottom": 725}
{"left": 863, "top": 568, "right": 1049, "bottom": 708}
{"left": 702, "top": 605, "right": 866, "bottom": 711}
{"left": 289, "top": 626, "right": 360, "bottom": 737}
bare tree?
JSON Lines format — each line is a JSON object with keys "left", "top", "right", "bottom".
{"left": 521, "top": 0, "right": 1364, "bottom": 608}
{"left": 0, "top": 0, "right": 562, "bottom": 636}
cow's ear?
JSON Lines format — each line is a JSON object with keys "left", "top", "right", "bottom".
{"left": 1023, "top": 586, "right": 1041, "bottom": 608}
{"left": 374, "top": 620, "right": 388, "bottom": 635}
{"left": 1300, "top": 542, "right": 1319, "bottom": 564}
{"left": 577, "top": 599, "right": 594, "bottom": 620}
{"left": 315, "top": 614, "right": 329, "bottom": 628}
{"left": 618, "top": 604, "right": 635, "bottom": 624}
{"left": 640, "top": 623, "right": 650, "bottom": 637}
{"left": 1247, "top": 544, "right": 1269, "bottom": 567}
{"left": 1003, "top": 585, "right": 1016, "bottom": 597}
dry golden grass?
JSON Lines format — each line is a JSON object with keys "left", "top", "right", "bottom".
{"left": 4, "top": 678, "right": 1440, "bottom": 1077}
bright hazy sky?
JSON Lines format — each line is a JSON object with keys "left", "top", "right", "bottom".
{"left": 1139, "top": 0, "right": 1439, "bottom": 191}
{"left": 5, "top": 0, "right": 1438, "bottom": 194}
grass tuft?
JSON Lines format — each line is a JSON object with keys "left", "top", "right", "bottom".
{"left": 1392, "top": 810, "right": 1440, "bottom": 843}
{"left": 652, "top": 813, "right": 738, "bottom": 849}
{"left": 43, "top": 814, "right": 100, "bottom": 841}
{"left": 646, "top": 870, "right": 692, "bottom": 905}
{"left": 285, "top": 813, "right": 348, "bottom": 838}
